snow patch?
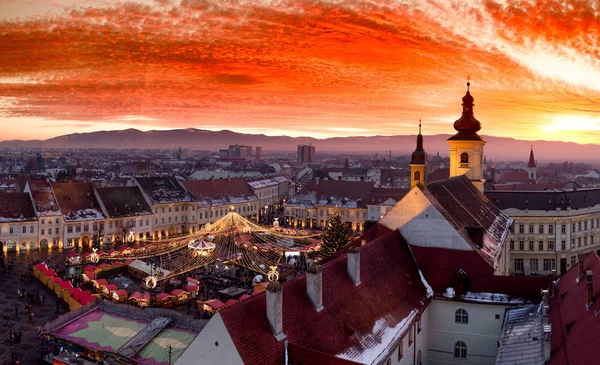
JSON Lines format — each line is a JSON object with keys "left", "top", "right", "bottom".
{"left": 419, "top": 270, "right": 434, "bottom": 298}
{"left": 462, "top": 291, "right": 524, "bottom": 304}
{"left": 336, "top": 309, "right": 418, "bottom": 365}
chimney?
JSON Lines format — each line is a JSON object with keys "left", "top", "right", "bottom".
{"left": 347, "top": 246, "right": 361, "bottom": 285}
{"left": 337, "top": 176, "right": 342, "bottom": 181}
{"left": 266, "top": 281, "right": 286, "bottom": 341}
{"left": 466, "top": 226, "right": 485, "bottom": 248}
{"left": 306, "top": 265, "right": 323, "bottom": 312}
{"left": 579, "top": 260, "right": 584, "bottom": 278}
{"left": 587, "top": 270, "right": 594, "bottom": 307}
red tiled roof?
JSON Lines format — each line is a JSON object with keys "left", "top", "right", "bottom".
{"left": 95, "top": 186, "right": 152, "bottom": 218}
{"left": 0, "top": 192, "right": 36, "bottom": 221}
{"left": 52, "top": 181, "right": 105, "bottom": 221}
{"left": 183, "top": 178, "right": 256, "bottom": 203}
{"left": 27, "top": 180, "right": 60, "bottom": 215}
{"left": 367, "top": 188, "right": 408, "bottom": 204}
{"left": 496, "top": 171, "right": 533, "bottom": 185}
{"left": 288, "top": 342, "right": 365, "bottom": 365}
{"left": 426, "top": 175, "right": 512, "bottom": 267}
{"left": 135, "top": 176, "right": 194, "bottom": 204}
{"left": 427, "top": 168, "right": 450, "bottom": 183}
{"left": 307, "top": 180, "right": 374, "bottom": 207}
{"left": 219, "top": 230, "right": 429, "bottom": 365}
{"left": 547, "top": 252, "right": 600, "bottom": 365}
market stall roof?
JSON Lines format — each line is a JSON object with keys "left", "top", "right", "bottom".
{"left": 130, "top": 292, "right": 142, "bottom": 300}
{"left": 104, "top": 284, "right": 118, "bottom": 291}
{"left": 225, "top": 299, "right": 238, "bottom": 306}
{"left": 171, "top": 289, "right": 185, "bottom": 296}
{"left": 204, "top": 299, "right": 225, "bottom": 310}
{"left": 156, "top": 293, "right": 172, "bottom": 300}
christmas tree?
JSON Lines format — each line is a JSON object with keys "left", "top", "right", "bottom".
{"left": 319, "top": 213, "right": 353, "bottom": 261}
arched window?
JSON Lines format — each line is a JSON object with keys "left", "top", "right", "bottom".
{"left": 386, "top": 358, "right": 392, "bottom": 365}
{"left": 455, "top": 308, "right": 469, "bottom": 324}
{"left": 460, "top": 153, "right": 469, "bottom": 164}
{"left": 417, "top": 350, "right": 422, "bottom": 365}
{"left": 454, "top": 340, "right": 468, "bottom": 359}
{"left": 413, "top": 170, "right": 421, "bottom": 181}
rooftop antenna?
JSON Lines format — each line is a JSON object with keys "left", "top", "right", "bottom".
{"left": 467, "top": 75, "right": 471, "bottom": 91}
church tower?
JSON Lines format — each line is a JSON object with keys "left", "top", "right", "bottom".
{"left": 526, "top": 145, "right": 537, "bottom": 181}
{"left": 447, "top": 80, "right": 486, "bottom": 192}
{"left": 410, "top": 119, "right": 427, "bottom": 189}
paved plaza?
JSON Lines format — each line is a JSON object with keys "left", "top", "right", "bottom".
{"left": 0, "top": 250, "right": 72, "bottom": 365}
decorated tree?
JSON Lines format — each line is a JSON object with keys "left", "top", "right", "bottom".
{"left": 319, "top": 213, "right": 353, "bottom": 260}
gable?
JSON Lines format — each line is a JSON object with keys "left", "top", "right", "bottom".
{"left": 379, "top": 187, "right": 473, "bottom": 251}
{"left": 175, "top": 313, "right": 243, "bottom": 365}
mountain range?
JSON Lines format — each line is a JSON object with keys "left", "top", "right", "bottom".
{"left": 0, "top": 128, "right": 597, "bottom": 163}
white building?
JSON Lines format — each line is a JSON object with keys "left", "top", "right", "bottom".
{"left": 0, "top": 192, "right": 38, "bottom": 253}
{"left": 183, "top": 178, "right": 260, "bottom": 227}
{"left": 25, "top": 180, "right": 62, "bottom": 250}
{"left": 135, "top": 176, "right": 196, "bottom": 239}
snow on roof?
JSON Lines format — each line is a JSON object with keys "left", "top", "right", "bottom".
{"left": 495, "top": 304, "right": 545, "bottom": 365}
{"left": 462, "top": 291, "right": 524, "bottom": 305}
{"left": 336, "top": 309, "right": 418, "bottom": 364}
{"left": 136, "top": 176, "right": 194, "bottom": 204}
{"left": 248, "top": 178, "right": 279, "bottom": 189}
{"left": 419, "top": 270, "right": 434, "bottom": 298}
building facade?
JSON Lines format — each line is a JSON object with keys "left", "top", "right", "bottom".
{"left": 0, "top": 192, "right": 38, "bottom": 253}
{"left": 297, "top": 144, "right": 316, "bottom": 164}
{"left": 486, "top": 189, "right": 600, "bottom": 276}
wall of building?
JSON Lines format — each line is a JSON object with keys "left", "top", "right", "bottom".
{"left": 175, "top": 313, "right": 244, "bottom": 365}
{"left": 503, "top": 205, "right": 600, "bottom": 275}
{"left": 380, "top": 188, "right": 472, "bottom": 251}
{"left": 428, "top": 299, "right": 508, "bottom": 365}
{"left": 0, "top": 221, "right": 38, "bottom": 252}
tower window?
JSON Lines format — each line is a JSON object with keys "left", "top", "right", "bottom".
{"left": 460, "top": 153, "right": 469, "bottom": 163}
{"left": 413, "top": 171, "right": 421, "bottom": 181}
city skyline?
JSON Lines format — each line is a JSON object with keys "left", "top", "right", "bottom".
{"left": 2, "top": 0, "right": 600, "bottom": 144}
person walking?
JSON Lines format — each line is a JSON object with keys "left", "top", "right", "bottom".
{"left": 28, "top": 312, "right": 34, "bottom": 323}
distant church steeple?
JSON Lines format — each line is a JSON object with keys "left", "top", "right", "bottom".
{"left": 526, "top": 145, "right": 537, "bottom": 181}
{"left": 410, "top": 119, "right": 427, "bottom": 189}
{"left": 447, "top": 78, "right": 487, "bottom": 192}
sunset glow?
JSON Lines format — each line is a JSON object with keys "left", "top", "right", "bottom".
{"left": 1, "top": 0, "right": 600, "bottom": 143}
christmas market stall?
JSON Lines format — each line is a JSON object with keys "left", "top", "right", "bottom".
{"left": 112, "top": 289, "right": 129, "bottom": 303}
{"left": 170, "top": 289, "right": 190, "bottom": 305}
{"left": 155, "top": 293, "right": 174, "bottom": 308}
{"left": 102, "top": 284, "right": 118, "bottom": 299}
{"left": 66, "top": 252, "right": 82, "bottom": 266}
{"left": 92, "top": 279, "right": 108, "bottom": 293}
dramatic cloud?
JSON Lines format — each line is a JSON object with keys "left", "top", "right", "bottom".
{"left": 1, "top": 0, "right": 599, "bottom": 143}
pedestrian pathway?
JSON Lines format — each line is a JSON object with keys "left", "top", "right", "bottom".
{"left": 0, "top": 251, "right": 70, "bottom": 365}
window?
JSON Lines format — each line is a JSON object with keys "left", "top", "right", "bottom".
{"left": 519, "top": 241, "right": 524, "bottom": 251}
{"left": 76, "top": 225, "right": 81, "bottom": 233}
{"left": 109, "top": 221, "right": 113, "bottom": 229}
{"left": 100, "top": 222, "right": 104, "bottom": 231}
{"left": 83, "top": 224, "right": 89, "bottom": 232}
{"left": 519, "top": 225, "right": 524, "bottom": 234}
{"left": 538, "top": 225, "right": 544, "bottom": 234}
{"left": 548, "top": 241, "right": 554, "bottom": 251}
{"left": 22, "top": 226, "right": 26, "bottom": 234}
{"left": 585, "top": 236, "right": 588, "bottom": 246}
{"left": 455, "top": 308, "right": 469, "bottom": 324}
{"left": 175, "top": 216, "right": 178, "bottom": 222}
{"left": 585, "top": 221, "right": 588, "bottom": 230}
{"left": 386, "top": 359, "right": 391, "bottom": 365}
{"left": 510, "top": 241, "right": 514, "bottom": 250}
{"left": 29, "top": 226, "right": 34, "bottom": 233}
{"left": 413, "top": 171, "right": 421, "bottom": 181}
{"left": 592, "top": 235, "right": 595, "bottom": 245}
{"left": 146, "top": 219, "right": 149, "bottom": 226}
{"left": 41, "top": 219, "right": 45, "bottom": 225}
{"left": 93, "top": 224, "right": 98, "bottom": 232}
{"left": 460, "top": 153, "right": 469, "bottom": 165}
{"left": 538, "top": 241, "right": 543, "bottom": 251}
{"left": 41, "top": 229, "right": 45, "bottom": 235}
{"left": 561, "top": 240, "right": 566, "bottom": 251}
{"left": 529, "top": 225, "right": 534, "bottom": 234}
{"left": 154, "top": 218, "right": 158, "bottom": 225}
{"left": 139, "top": 220, "right": 143, "bottom": 227}
{"left": 175, "top": 206, "right": 179, "bottom": 212}
{"left": 572, "top": 223, "right": 576, "bottom": 232}
{"left": 514, "top": 258, "right": 524, "bottom": 271}
{"left": 571, "top": 256, "right": 576, "bottom": 268}
{"left": 529, "top": 241, "right": 534, "bottom": 251}
{"left": 181, "top": 215, "right": 185, "bottom": 221}
{"left": 578, "top": 237, "right": 581, "bottom": 247}
{"left": 510, "top": 225, "right": 514, "bottom": 233}
{"left": 530, "top": 259, "right": 538, "bottom": 272}
{"left": 397, "top": 340, "right": 403, "bottom": 360}
{"left": 10, "top": 227, "right": 13, "bottom": 234}
{"left": 417, "top": 317, "right": 422, "bottom": 333}
{"left": 579, "top": 222, "right": 582, "bottom": 231}
{"left": 549, "top": 225, "right": 554, "bottom": 234}
{"left": 55, "top": 228, "right": 59, "bottom": 234}
{"left": 55, "top": 218, "right": 59, "bottom": 224}
{"left": 67, "top": 226, "right": 73, "bottom": 234}
{"left": 169, "top": 207, "right": 172, "bottom": 213}
{"left": 408, "top": 326, "right": 414, "bottom": 345}
{"left": 543, "top": 259, "right": 556, "bottom": 271}
{"left": 454, "top": 340, "right": 468, "bottom": 359}
{"left": 562, "top": 224, "right": 566, "bottom": 234}
{"left": 162, "top": 207, "right": 165, "bottom": 213}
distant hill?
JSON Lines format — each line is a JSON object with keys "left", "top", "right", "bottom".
{"left": 0, "top": 128, "right": 597, "bottom": 163}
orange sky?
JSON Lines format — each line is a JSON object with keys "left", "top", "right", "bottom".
{"left": 1, "top": 0, "right": 600, "bottom": 144}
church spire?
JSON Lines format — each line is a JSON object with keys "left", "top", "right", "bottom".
{"left": 528, "top": 145, "right": 536, "bottom": 168}
{"left": 410, "top": 119, "right": 427, "bottom": 189}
